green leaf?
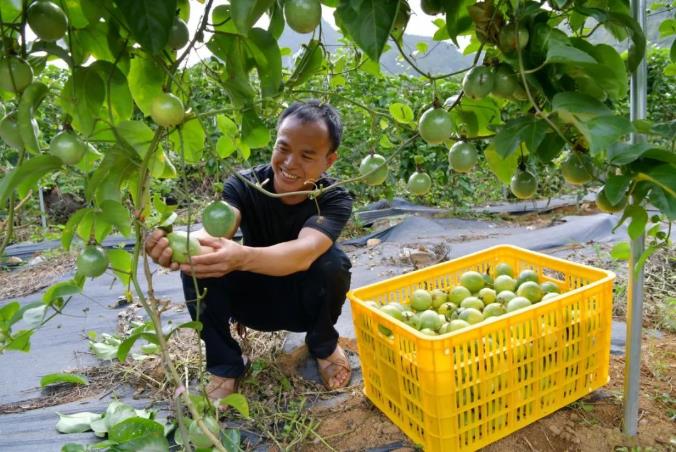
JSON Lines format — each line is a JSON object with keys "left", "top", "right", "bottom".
{"left": 624, "top": 205, "right": 648, "bottom": 240}
{"left": 22, "top": 304, "right": 47, "bottom": 329}
{"left": 638, "top": 164, "right": 676, "bottom": 198}
{"left": 216, "top": 135, "right": 237, "bottom": 159}
{"left": 0, "top": 0, "right": 22, "bottom": 24}
{"left": 604, "top": 174, "right": 631, "bottom": 205}
{"left": 388, "top": 102, "right": 414, "bottom": 124}
{"left": 247, "top": 28, "right": 282, "bottom": 98}
{"left": 70, "top": 21, "right": 114, "bottom": 65}
{"left": 207, "top": 34, "right": 256, "bottom": 106}
{"left": 218, "top": 393, "right": 250, "bottom": 418}
{"left": 607, "top": 142, "right": 653, "bottom": 165}
{"left": 286, "top": 40, "right": 324, "bottom": 87}
{"left": 64, "top": 67, "right": 106, "bottom": 136}
{"left": 127, "top": 56, "right": 165, "bottom": 117}
{"left": 658, "top": 18, "right": 676, "bottom": 38}
{"left": 546, "top": 37, "right": 597, "bottom": 65}
{"left": 241, "top": 109, "right": 270, "bottom": 149}
{"left": 0, "top": 302, "right": 20, "bottom": 326}
{"left": 170, "top": 119, "right": 206, "bottom": 163}
{"left": 415, "top": 41, "right": 428, "bottom": 54}
{"left": 648, "top": 186, "right": 676, "bottom": 221}
{"left": 484, "top": 142, "right": 519, "bottom": 185}
{"left": 268, "top": 1, "right": 285, "bottom": 39}
{"left": 42, "top": 278, "right": 82, "bottom": 303}
{"left": 115, "top": 120, "right": 155, "bottom": 156}
{"left": 5, "top": 329, "right": 33, "bottom": 352}
{"left": 642, "top": 149, "right": 676, "bottom": 165}
{"left": 61, "top": 444, "right": 88, "bottom": 452}
{"left": 56, "top": 412, "right": 101, "bottom": 433}
{"left": 105, "top": 401, "right": 138, "bottom": 431}
{"left": 107, "top": 249, "right": 132, "bottom": 286}
{"left": 671, "top": 39, "right": 676, "bottom": 62}
{"left": 582, "top": 115, "right": 632, "bottom": 156}
{"left": 444, "top": 0, "right": 473, "bottom": 46}
{"left": 534, "top": 132, "right": 565, "bottom": 163}
{"left": 432, "top": 18, "right": 449, "bottom": 41}
{"left": 552, "top": 92, "right": 612, "bottom": 122}
{"left": 90, "top": 341, "right": 119, "bottom": 360}
{"left": 230, "top": 0, "right": 274, "bottom": 36}
{"left": 62, "top": 0, "right": 90, "bottom": 28}
{"left": 17, "top": 82, "right": 48, "bottom": 154}
{"left": 494, "top": 118, "right": 527, "bottom": 158}
{"left": 165, "top": 321, "right": 203, "bottom": 339}
{"left": 608, "top": 12, "right": 646, "bottom": 73}
{"left": 113, "top": 434, "right": 170, "bottom": 452}
{"left": 335, "top": 0, "right": 399, "bottom": 62}
{"left": 100, "top": 200, "right": 131, "bottom": 237}
{"left": 238, "top": 140, "right": 251, "bottom": 160}
{"left": 0, "top": 156, "right": 63, "bottom": 206}
{"left": 117, "top": 332, "right": 141, "bottom": 362}
{"left": 40, "top": 373, "right": 89, "bottom": 387}
{"left": 448, "top": 95, "right": 501, "bottom": 137}
{"left": 62, "top": 208, "right": 93, "bottom": 251}
{"left": 494, "top": 117, "right": 546, "bottom": 159}
{"left": 610, "top": 242, "right": 630, "bottom": 260}
{"left": 634, "top": 244, "right": 658, "bottom": 275}
{"left": 567, "top": 40, "right": 628, "bottom": 101}
{"left": 217, "top": 114, "right": 238, "bottom": 137}
{"left": 112, "top": 0, "right": 177, "bottom": 53}
{"left": 90, "top": 61, "right": 134, "bottom": 123}
{"left": 222, "top": 428, "right": 242, "bottom": 450}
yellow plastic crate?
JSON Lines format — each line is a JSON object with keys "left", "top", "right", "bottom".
{"left": 348, "top": 244, "right": 615, "bottom": 451}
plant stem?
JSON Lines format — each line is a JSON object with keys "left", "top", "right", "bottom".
{"left": 233, "top": 134, "right": 419, "bottom": 200}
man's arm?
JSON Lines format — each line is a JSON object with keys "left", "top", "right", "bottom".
{"left": 179, "top": 227, "right": 333, "bottom": 278}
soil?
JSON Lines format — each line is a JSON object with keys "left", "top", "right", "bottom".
{"left": 0, "top": 251, "right": 75, "bottom": 300}
{"left": 294, "top": 332, "right": 675, "bottom": 452}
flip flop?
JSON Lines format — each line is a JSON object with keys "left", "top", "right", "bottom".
{"left": 318, "top": 346, "right": 352, "bottom": 390}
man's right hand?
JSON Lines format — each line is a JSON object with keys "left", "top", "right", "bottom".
{"left": 144, "top": 229, "right": 180, "bottom": 270}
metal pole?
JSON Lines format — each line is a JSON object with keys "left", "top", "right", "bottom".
{"left": 38, "top": 186, "right": 47, "bottom": 231}
{"left": 623, "top": 0, "right": 647, "bottom": 437}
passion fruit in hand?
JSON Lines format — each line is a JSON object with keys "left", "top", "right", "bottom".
{"left": 167, "top": 231, "right": 202, "bottom": 264}
{"left": 202, "top": 200, "right": 237, "bottom": 238}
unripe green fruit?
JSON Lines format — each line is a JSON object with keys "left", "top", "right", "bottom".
{"left": 0, "top": 56, "right": 33, "bottom": 93}
{"left": 150, "top": 93, "right": 185, "bottom": 127}
{"left": 27, "top": 0, "right": 68, "bottom": 41}
{"left": 77, "top": 245, "right": 109, "bottom": 277}
{"left": 50, "top": 131, "right": 87, "bottom": 165}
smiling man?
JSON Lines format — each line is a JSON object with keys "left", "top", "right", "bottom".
{"left": 145, "top": 100, "right": 353, "bottom": 404}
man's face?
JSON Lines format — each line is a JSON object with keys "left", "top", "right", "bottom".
{"left": 271, "top": 116, "right": 337, "bottom": 200}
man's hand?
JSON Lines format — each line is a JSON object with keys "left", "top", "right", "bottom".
{"left": 144, "top": 229, "right": 180, "bottom": 271}
{"left": 179, "top": 237, "right": 245, "bottom": 278}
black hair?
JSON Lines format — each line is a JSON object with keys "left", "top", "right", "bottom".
{"left": 277, "top": 99, "right": 343, "bottom": 153}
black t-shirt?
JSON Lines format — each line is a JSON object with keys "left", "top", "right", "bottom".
{"left": 221, "top": 164, "right": 353, "bottom": 247}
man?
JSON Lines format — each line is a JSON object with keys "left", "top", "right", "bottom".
{"left": 145, "top": 100, "right": 353, "bottom": 403}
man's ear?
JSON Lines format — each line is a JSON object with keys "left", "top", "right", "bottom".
{"left": 326, "top": 151, "right": 338, "bottom": 169}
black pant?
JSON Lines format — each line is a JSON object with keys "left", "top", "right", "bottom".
{"left": 180, "top": 245, "right": 352, "bottom": 378}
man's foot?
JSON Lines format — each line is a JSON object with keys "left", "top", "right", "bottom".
{"left": 317, "top": 345, "right": 352, "bottom": 390}
{"left": 206, "top": 375, "right": 237, "bottom": 410}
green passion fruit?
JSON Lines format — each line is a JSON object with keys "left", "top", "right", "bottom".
{"left": 202, "top": 200, "right": 237, "bottom": 238}
{"left": 284, "top": 0, "right": 322, "bottom": 34}
{"left": 418, "top": 107, "right": 452, "bottom": 145}
{"left": 167, "top": 231, "right": 202, "bottom": 264}
{"left": 27, "top": 0, "right": 68, "bottom": 41}
{"left": 77, "top": 245, "right": 109, "bottom": 277}
{"left": 150, "top": 93, "right": 185, "bottom": 127}
{"left": 448, "top": 141, "right": 478, "bottom": 173}
{"left": 359, "top": 153, "right": 388, "bottom": 186}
